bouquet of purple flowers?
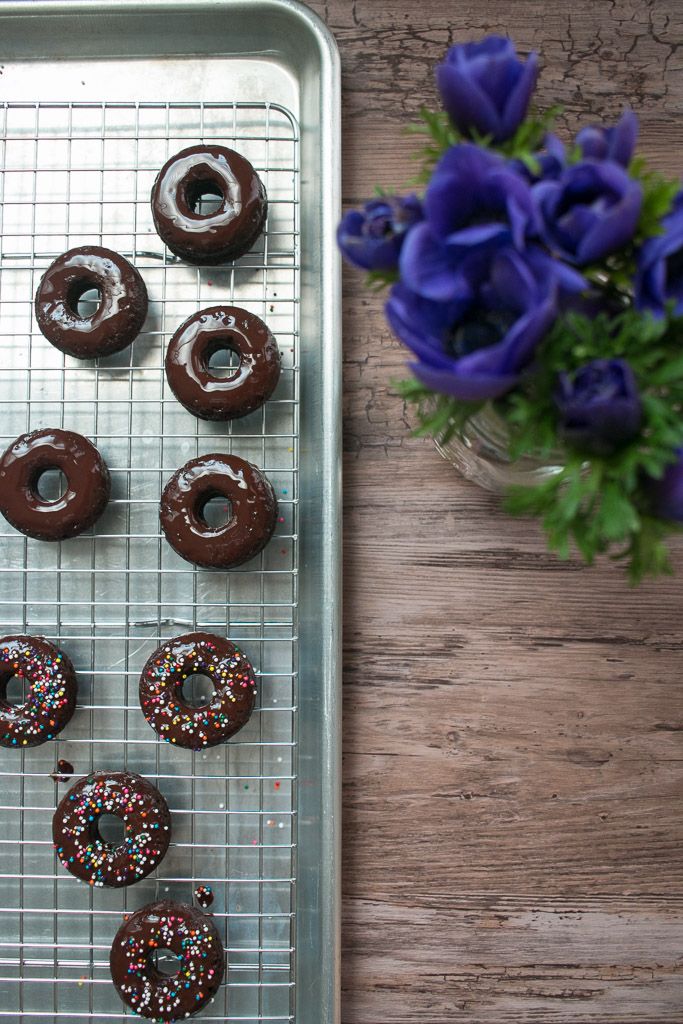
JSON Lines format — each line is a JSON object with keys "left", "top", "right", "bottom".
{"left": 337, "top": 35, "right": 683, "bottom": 583}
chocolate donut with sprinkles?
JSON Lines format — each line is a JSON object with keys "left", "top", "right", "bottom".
{"left": 110, "top": 899, "right": 225, "bottom": 1021}
{"left": 0, "top": 635, "right": 77, "bottom": 748}
{"left": 52, "top": 771, "right": 171, "bottom": 888}
{"left": 139, "top": 632, "right": 256, "bottom": 750}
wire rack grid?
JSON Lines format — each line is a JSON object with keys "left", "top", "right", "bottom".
{"left": 0, "top": 98, "right": 300, "bottom": 1022}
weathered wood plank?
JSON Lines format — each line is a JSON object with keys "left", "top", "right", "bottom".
{"left": 308, "top": 0, "right": 683, "bottom": 1019}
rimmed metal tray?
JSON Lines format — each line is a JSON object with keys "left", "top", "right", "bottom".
{"left": 0, "top": 2, "right": 341, "bottom": 1022}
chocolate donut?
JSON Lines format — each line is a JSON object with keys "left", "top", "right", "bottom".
{"left": 151, "top": 144, "right": 267, "bottom": 264}
{"left": 0, "top": 635, "right": 77, "bottom": 748}
{"left": 165, "top": 306, "right": 281, "bottom": 420}
{"left": 35, "top": 246, "right": 148, "bottom": 359}
{"left": 53, "top": 770, "right": 171, "bottom": 888}
{"left": 139, "top": 632, "right": 256, "bottom": 750}
{"left": 0, "top": 429, "right": 111, "bottom": 541}
{"left": 160, "top": 453, "right": 277, "bottom": 569}
{"left": 110, "top": 900, "right": 225, "bottom": 1021}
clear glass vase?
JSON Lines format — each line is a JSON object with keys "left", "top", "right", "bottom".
{"left": 434, "top": 403, "right": 564, "bottom": 494}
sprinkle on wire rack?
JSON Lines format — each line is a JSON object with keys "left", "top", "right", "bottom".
{"left": 0, "top": 98, "right": 300, "bottom": 1022}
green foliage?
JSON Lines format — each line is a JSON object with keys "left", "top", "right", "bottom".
{"left": 389, "top": 103, "right": 683, "bottom": 582}
{"left": 393, "top": 378, "right": 482, "bottom": 445}
{"left": 497, "top": 104, "right": 564, "bottom": 162}
{"left": 366, "top": 268, "right": 399, "bottom": 292}
{"left": 407, "top": 103, "right": 563, "bottom": 182}
{"left": 500, "top": 306, "right": 683, "bottom": 582}
{"left": 583, "top": 161, "right": 679, "bottom": 288}
{"left": 406, "top": 107, "right": 458, "bottom": 181}
{"left": 629, "top": 156, "right": 680, "bottom": 244}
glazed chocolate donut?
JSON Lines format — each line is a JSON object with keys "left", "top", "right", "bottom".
{"left": 53, "top": 770, "right": 171, "bottom": 888}
{"left": 0, "top": 635, "right": 77, "bottom": 748}
{"left": 0, "top": 429, "right": 111, "bottom": 541}
{"left": 151, "top": 144, "right": 267, "bottom": 264}
{"left": 160, "top": 453, "right": 277, "bottom": 569}
{"left": 165, "top": 306, "right": 281, "bottom": 420}
{"left": 139, "top": 632, "right": 256, "bottom": 750}
{"left": 35, "top": 246, "right": 148, "bottom": 359}
{"left": 110, "top": 900, "right": 225, "bottom": 1021}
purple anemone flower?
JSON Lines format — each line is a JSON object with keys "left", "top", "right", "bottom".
{"left": 645, "top": 450, "right": 683, "bottom": 521}
{"left": 533, "top": 159, "right": 642, "bottom": 265}
{"left": 576, "top": 109, "right": 638, "bottom": 168}
{"left": 511, "top": 133, "right": 566, "bottom": 184}
{"left": 336, "top": 195, "right": 423, "bottom": 272}
{"left": 635, "top": 192, "right": 683, "bottom": 316}
{"left": 555, "top": 359, "right": 642, "bottom": 456}
{"left": 386, "top": 247, "right": 572, "bottom": 401}
{"left": 436, "top": 35, "right": 539, "bottom": 143}
{"left": 399, "top": 143, "right": 539, "bottom": 301}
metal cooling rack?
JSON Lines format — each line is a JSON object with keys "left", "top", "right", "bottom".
{"left": 0, "top": 99, "right": 300, "bottom": 1022}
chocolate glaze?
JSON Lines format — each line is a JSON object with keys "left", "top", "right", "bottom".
{"left": 110, "top": 900, "right": 224, "bottom": 1022}
{"left": 139, "top": 632, "right": 256, "bottom": 750}
{"left": 165, "top": 305, "right": 281, "bottom": 420}
{"left": 35, "top": 246, "right": 148, "bottom": 359}
{"left": 53, "top": 770, "right": 171, "bottom": 888}
{"left": 194, "top": 884, "right": 214, "bottom": 909}
{"left": 0, "top": 429, "right": 111, "bottom": 541}
{"left": 51, "top": 758, "right": 74, "bottom": 783}
{"left": 159, "top": 453, "right": 277, "bottom": 569}
{"left": 0, "top": 635, "right": 77, "bottom": 748}
{"left": 151, "top": 144, "right": 267, "bottom": 264}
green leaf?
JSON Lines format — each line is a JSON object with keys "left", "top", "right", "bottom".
{"left": 495, "top": 303, "right": 683, "bottom": 580}
{"left": 384, "top": 108, "right": 683, "bottom": 583}
{"left": 630, "top": 156, "right": 679, "bottom": 243}
{"left": 365, "top": 268, "right": 399, "bottom": 291}
{"left": 392, "top": 378, "right": 482, "bottom": 444}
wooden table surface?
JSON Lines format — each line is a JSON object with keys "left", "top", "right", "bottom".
{"left": 304, "top": 1, "right": 683, "bottom": 1020}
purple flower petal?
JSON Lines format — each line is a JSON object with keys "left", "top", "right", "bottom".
{"left": 577, "top": 180, "right": 642, "bottom": 263}
{"left": 409, "top": 359, "right": 518, "bottom": 401}
{"left": 486, "top": 248, "right": 539, "bottom": 309}
{"left": 388, "top": 245, "right": 559, "bottom": 402}
{"left": 576, "top": 126, "right": 607, "bottom": 161}
{"left": 535, "top": 160, "right": 642, "bottom": 264}
{"left": 438, "top": 36, "right": 538, "bottom": 142}
{"left": 501, "top": 51, "right": 539, "bottom": 139}
{"left": 436, "top": 64, "right": 503, "bottom": 139}
{"left": 337, "top": 195, "right": 424, "bottom": 271}
{"left": 646, "top": 451, "right": 683, "bottom": 521}
{"left": 609, "top": 109, "right": 638, "bottom": 166}
{"left": 399, "top": 222, "right": 473, "bottom": 301}
{"left": 555, "top": 359, "right": 642, "bottom": 455}
{"left": 445, "top": 224, "right": 509, "bottom": 247}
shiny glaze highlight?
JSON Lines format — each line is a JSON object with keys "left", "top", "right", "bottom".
{"left": 53, "top": 770, "right": 171, "bottom": 888}
{"left": 0, "top": 428, "right": 111, "bottom": 541}
{"left": 35, "top": 246, "right": 148, "bottom": 359}
{"left": 139, "top": 631, "right": 256, "bottom": 750}
{"left": 151, "top": 144, "right": 267, "bottom": 264}
{"left": 0, "top": 635, "right": 77, "bottom": 748}
{"left": 109, "top": 900, "right": 224, "bottom": 1021}
{"left": 165, "top": 305, "right": 281, "bottom": 420}
{"left": 159, "top": 452, "right": 277, "bottom": 569}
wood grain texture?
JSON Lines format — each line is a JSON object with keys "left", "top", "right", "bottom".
{"left": 307, "top": 1, "right": 683, "bottom": 1019}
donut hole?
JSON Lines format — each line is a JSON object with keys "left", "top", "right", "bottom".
{"left": 67, "top": 279, "right": 103, "bottom": 320}
{"left": 97, "top": 813, "right": 125, "bottom": 846}
{"left": 205, "top": 340, "right": 241, "bottom": 381}
{"left": 197, "top": 491, "right": 234, "bottom": 530}
{"left": 1, "top": 674, "right": 28, "bottom": 707}
{"left": 180, "top": 672, "right": 215, "bottom": 709}
{"left": 185, "top": 178, "right": 224, "bottom": 217}
{"left": 34, "top": 468, "right": 68, "bottom": 503}
{"left": 150, "top": 948, "right": 182, "bottom": 978}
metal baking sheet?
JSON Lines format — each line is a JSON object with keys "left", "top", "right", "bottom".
{"left": 0, "top": 2, "right": 341, "bottom": 1022}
